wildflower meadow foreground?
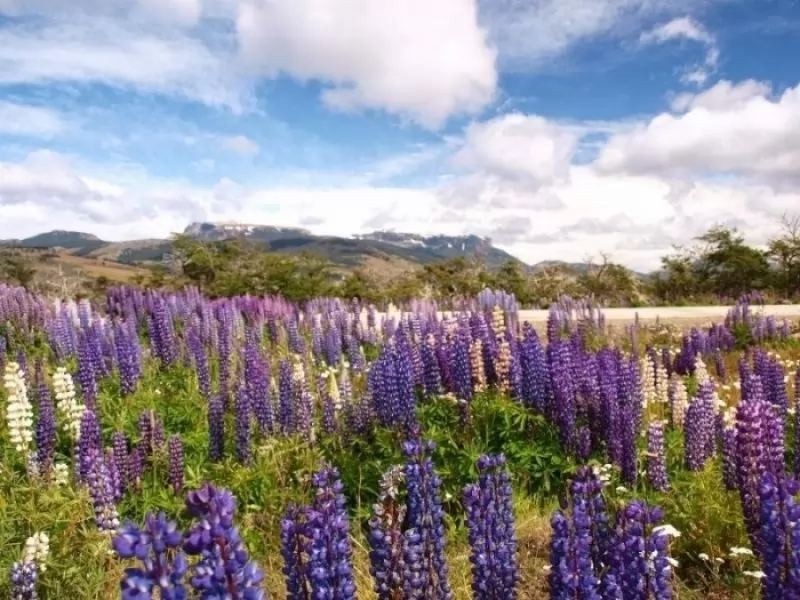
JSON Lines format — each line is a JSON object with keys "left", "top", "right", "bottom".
{"left": 1, "top": 284, "right": 799, "bottom": 599}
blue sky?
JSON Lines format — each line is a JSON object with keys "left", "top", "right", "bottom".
{"left": 0, "top": 0, "right": 798, "bottom": 270}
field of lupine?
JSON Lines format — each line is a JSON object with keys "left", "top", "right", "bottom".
{"left": 1, "top": 284, "right": 799, "bottom": 600}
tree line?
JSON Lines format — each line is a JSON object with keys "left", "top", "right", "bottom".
{"left": 3, "top": 216, "right": 800, "bottom": 308}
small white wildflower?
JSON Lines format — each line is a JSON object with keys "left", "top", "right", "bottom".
{"left": 698, "top": 553, "right": 710, "bottom": 561}
{"left": 730, "top": 547, "right": 754, "bottom": 556}
{"left": 652, "top": 524, "right": 681, "bottom": 538}
{"left": 616, "top": 486, "right": 628, "bottom": 494}
{"left": 714, "top": 558, "right": 724, "bottom": 564}
{"left": 743, "top": 570, "right": 766, "bottom": 579}
{"left": 667, "top": 557, "right": 679, "bottom": 568}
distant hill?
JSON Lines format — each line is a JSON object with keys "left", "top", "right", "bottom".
{"left": 0, "top": 222, "right": 528, "bottom": 272}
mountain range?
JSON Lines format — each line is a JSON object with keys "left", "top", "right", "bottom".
{"left": 0, "top": 222, "right": 531, "bottom": 271}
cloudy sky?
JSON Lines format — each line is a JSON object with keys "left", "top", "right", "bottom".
{"left": 1, "top": 0, "right": 799, "bottom": 270}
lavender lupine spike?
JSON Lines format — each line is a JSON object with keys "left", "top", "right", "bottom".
{"left": 647, "top": 421, "right": 669, "bottom": 492}
{"left": 208, "top": 394, "right": 225, "bottom": 463}
{"left": 138, "top": 409, "right": 165, "bottom": 461}
{"left": 757, "top": 472, "right": 800, "bottom": 598}
{"left": 183, "top": 483, "right": 266, "bottom": 599}
{"left": 129, "top": 447, "right": 144, "bottom": 493}
{"left": 463, "top": 454, "right": 519, "bottom": 600}
{"left": 77, "top": 334, "right": 98, "bottom": 411}
{"left": 35, "top": 380, "right": 56, "bottom": 480}
{"left": 85, "top": 448, "right": 120, "bottom": 532}
{"left": 310, "top": 467, "right": 357, "bottom": 599}
{"left": 106, "top": 448, "right": 124, "bottom": 504}
{"left": 9, "top": 561, "right": 38, "bottom": 600}
{"left": 368, "top": 466, "right": 406, "bottom": 600}
{"left": 736, "top": 393, "right": 771, "bottom": 553}
{"left": 235, "top": 384, "right": 252, "bottom": 465}
{"left": 113, "top": 512, "right": 188, "bottom": 600}
{"left": 112, "top": 431, "right": 130, "bottom": 496}
{"left": 77, "top": 408, "right": 102, "bottom": 482}
{"left": 796, "top": 368, "right": 800, "bottom": 477}
{"left": 281, "top": 505, "right": 308, "bottom": 600}
{"left": 401, "top": 434, "right": 453, "bottom": 600}
{"left": 167, "top": 435, "right": 184, "bottom": 493}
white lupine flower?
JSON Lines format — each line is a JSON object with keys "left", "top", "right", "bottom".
{"left": 23, "top": 532, "right": 50, "bottom": 571}
{"left": 640, "top": 357, "right": 656, "bottom": 407}
{"left": 4, "top": 362, "right": 34, "bottom": 453}
{"left": 53, "top": 367, "right": 84, "bottom": 439}
{"left": 669, "top": 374, "right": 689, "bottom": 429}
{"left": 655, "top": 363, "right": 669, "bottom": 404}
{"left": 53, "top": 463, "right": 70, "bottom": 486}
{"left": 695, "top": 355, "right": 710, "bottom": 385}
{"left": 327, "top": 370, "right": 342, "bottom": 411}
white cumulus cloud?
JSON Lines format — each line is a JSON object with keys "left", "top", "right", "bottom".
{"left": 595, "top": 79, "right": 800, "bottom": 179}
{"left": 236, "top": 0, "right": 498, "bottom": 128}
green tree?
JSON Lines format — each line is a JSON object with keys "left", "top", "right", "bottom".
{"left": 1, "top": 255, "right": 37, "bottom": 288}
{"left": 491, "top": 260, "right": 532, "bottom": 305}
{"left": 766, "top": 214, "right": 800, "bottom": 298}
{"left": 420, "top": 257, "right": 485, "bottom": 301}
{"left": 693, "top": 225, "right": 770, "bottom": 298}
{"left": 651, "top": 246, "right": 701, "bottom": 303}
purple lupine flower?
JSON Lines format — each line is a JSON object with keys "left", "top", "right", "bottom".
{"left": 401, "top": 433, "right": 453, "bottom": 600}
{"left": 78, "top": 409, "right": 102, "bottom": 482}
{"left": 9, "top": 561, "right": 38, "bottom": 600}
{"left": 167, "top": 435, "right": 184, "bottom": 493}
{"left": 281, "top": 467, "right": 357, "bottom": 600}
{"left": 721, "top": 427, "right": 738, "bottom": 491}
{"left": 77, "top": 333, "right": 98, "bottom": 411}
{"left": 756, "top": 472, "right": 800, "bottom": 598}
{"left": 129, "top": 446, "right": 144, "bottom": 493}
{"left": 549, "top": 505, "right": 576, "bottom": 600}
{"left": 368, "top": 466, "right": 406, "bottom": 600}
{"left": 518, "top": 324, "right": 549, "bottom": 414}
{"left": 85, "top": 448, "right": 120, "bottom": 531}
{"left": 187, "top": 326, "right": 211, "bottom": 400}
{"left": 114, "top": 323, "right": 141, "bottom": 396}
{"left": 235, "top": 384, "right": 252, "bottom": 465}
{"left": 421, "top": 334, "right": 442, "bottom": 398}
{"left": 684, "top": 397, "right": 714, "bottom": 472}
{"left": 106, "top": 448, "right": 123, "bottom": 503}
{"left": 617, "top": 359, "right": 639, "bottom": 484}
{"left": 549, "top": 467, "right": 606, "bottom": 600}
{"left": 281, "top": 505, "right": 308, "bottom": 600}
{"left": 647, "top": 422, "right": 669, "bottom": 492}
{"left": 183, "top": 483, "right": 266, "bottom": 599}
{"left": 35, "top": 380, "right": 56, "bottom": 479}
{"left": 208, "top": 394, "right": 225, "bottom": 463}
{"left": 138, "top": 409, "right": 165, "bottom": 461}
{"left": 796, "top": 368, "right": 800, "bottom": 477}
{"left": 549, "top": 341, "right": 577, "bottom": 453}
{"left": 244, "top": 332, "right": 274, "bottom": 436}
{"left": 648, "top": 520, "right": 674, "bottom": 600}
{"left": 463, "top": 454, "right": 519, "bottom": 600}
{"left": 148, "top": 298, "right": 178, "bottom": 369}
{"left": 278, "top": 360, "right": 296, "bottom": 435}
{"left": 113, "top": 512, "right": 188, "bottom": 600}
{"left": 112, "top": 431, "right": 130, "bottom": 496}
{"left": 736, "top": 393, "right": 771, "bottom": 552}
